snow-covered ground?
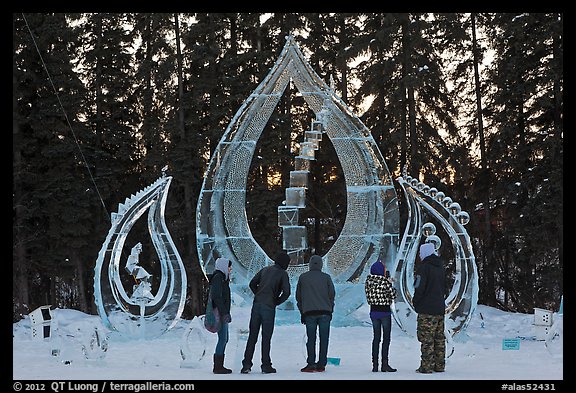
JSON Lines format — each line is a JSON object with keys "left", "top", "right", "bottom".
{"left": 13, "top": 303, "right": 563, "bottom": 384}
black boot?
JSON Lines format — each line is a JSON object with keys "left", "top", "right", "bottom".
{"left": 372, "top": 355, "right": 378, "bottom": 372}
{"left": 213, "top": 354, "right": 232, "bottom": 374}
{"left": 382, "top": 362, "right": 397, "bottom": 372}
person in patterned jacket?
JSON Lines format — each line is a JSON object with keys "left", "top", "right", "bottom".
{"left": 364, "top": 260, "right": 397, "bottom": 372}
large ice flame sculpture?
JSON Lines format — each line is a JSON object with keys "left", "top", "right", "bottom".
{"left": 195, "top": 36, "right": 400, "bottom": 318}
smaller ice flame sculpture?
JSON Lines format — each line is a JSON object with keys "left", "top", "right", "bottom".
{"left": 390, "top": 169, "right": 479, "bottom": 345}
{"left": 93, "top": 174, "right": 187, "bottom": 339}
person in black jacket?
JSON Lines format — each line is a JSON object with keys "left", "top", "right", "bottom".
{"left": 240, "top": 252, "right": 291, "bottom": 374}
{"left": 296, "top": 255, "right": 335, "bottom": 373}
{"left": 209, "top": 257, "right": 233, "bottom": 374}
{"left": 413, "top": 242, "right": 446, "bottom": 374}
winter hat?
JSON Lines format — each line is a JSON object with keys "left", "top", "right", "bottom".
{"left": 275, "top": 252, "right": 290, "bottom": 270}
{"left": 308, "top": 255, "right": 323, "bottom": 271}
{"left": 215, "top": 257, "right": 231, "bottom": 280}
{"left": 419, "top": 243, "right": 436, "bottom": 260}
{"left": 370, "top": 260, "right": 385, "bottom": 276}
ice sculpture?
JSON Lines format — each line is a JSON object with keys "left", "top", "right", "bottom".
{"left": 179, "top": 317, "right": 207, "bottom": 368}
{"left": 93, "top": 173, "right": 187, "bottom": 339}
{"left": 81, "top": 327, "right": 109, "bottom": 361}
{"left": 390, "top": 169, "right": 479, "bottom": 340}
{"left": 196, "top": 35, "right": 400, "bottom": 320}
{"left": 125, "top": 243, "right": 155, "bottom": 304}
{"left": 91, "top": 35, "right": 479, "bottom": 342}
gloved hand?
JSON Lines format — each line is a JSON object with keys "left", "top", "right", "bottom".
{"left": 301, "top": 315, "right": 305, "bottom": 324}
{"left": 222, "top": 314, "right": 232, "bottom": 323}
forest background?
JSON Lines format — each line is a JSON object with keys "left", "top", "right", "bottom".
{"left": 12, "top": 13, "right": 563, "bottom": 322}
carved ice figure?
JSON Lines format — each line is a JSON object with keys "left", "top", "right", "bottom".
{"left": 125, "top": 242, "right": 143, "bottom": 275}
{"left": 179, "top": 317, "right": 207, "bottom": 368}
{"left": 81, "top": 327, "right": 109, "bottom": 361}
{"left": 125, "top": 242, "right": 154, "bottom": 304}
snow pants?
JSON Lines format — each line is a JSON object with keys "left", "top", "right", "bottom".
{"left": 416, "top": 313, "right": 445, "bottom": 372}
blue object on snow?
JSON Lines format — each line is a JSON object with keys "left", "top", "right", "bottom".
{"left": 327, "top": 357, "right": 341, "bottom": 366}
{"left": 502, "top": 338, "right": 521, "bottom": 350}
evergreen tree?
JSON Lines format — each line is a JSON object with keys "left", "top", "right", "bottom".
{"left": 67, "top": 12, "right": 143, "bottom": 313}
{"left": 131, "top": 13, "right": 177, "bottom": 180}
{"left": 13, "top": 13, "right": 96, "bottom": 316}
{"left": 456, "top": 13, "right": 500, "bottom": 307}
{"left": 483, "top": 13, "right": 563, "bottom": 311}
{"left": 353, "top": 13, "right": 460, "bottom": 183}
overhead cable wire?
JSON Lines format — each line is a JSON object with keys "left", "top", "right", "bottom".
{"left": 21, "top": 13, "right": 110, "bottom": 221}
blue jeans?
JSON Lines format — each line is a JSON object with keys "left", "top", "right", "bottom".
{"left": 242, "top": 303, "right": 276, "bottom": 368}
{"left": 304, "top": 314, "right": 332, "bottom": 367}
{"left": 215, "top": 321, "right": 229, "bottom": 356}
{"left": 371, "top": 315, "right": 392, "bottom": 362}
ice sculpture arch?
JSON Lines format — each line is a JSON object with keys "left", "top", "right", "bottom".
{"left": 195, "top": 35, "right": 400, "bottom": 289}
{"left": 93, "top": 174, "right": 187, "bottom": 339}
{"left": 390, "top": 172, "right": 479, "bottom": 340}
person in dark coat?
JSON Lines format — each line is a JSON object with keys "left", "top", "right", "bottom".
{"left": 365, "top": 260, "right": 397, "bottom": 372}
{"left": 296, "top": 255, "right": 336, "bottom": 373}
{"left": 413, "top": 242, "right": 446, "bottom": 374}
{"left": 209, "top": 257, "right": 233, "bottom": 374}
{"left": 240, "top": 252, "right": 291, "bottom": 374}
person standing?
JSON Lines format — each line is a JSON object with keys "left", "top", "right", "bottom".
{"left": 413, "top": 242, "right": 446, "bottom": 374}
{"left": 240, "top": 252, "right": 291, "bottom": 374}
{"left": 364, "top": 260, "right": 397, "bottom": 372}
{"left": 296, "top": 255, "right": 336, "bottom": 373}
{"left": 209, "top": 257, "right": 233, "bottom": 374}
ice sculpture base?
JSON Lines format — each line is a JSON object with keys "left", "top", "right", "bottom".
{"left": 231, "top": 283, "right": 369, "bottom": 327}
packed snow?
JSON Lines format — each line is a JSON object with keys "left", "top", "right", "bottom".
{"left": 13, "top": 302, "right": 563, "bottom": 385}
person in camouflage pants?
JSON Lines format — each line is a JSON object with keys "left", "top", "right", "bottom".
{"left": 416, "top": 314, "right": 445, "bottom": 372}
{"left": 413, "top": 243, "right": 446, "bottom": 373}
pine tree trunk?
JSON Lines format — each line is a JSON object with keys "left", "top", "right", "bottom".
{"left": 74, "top": 251, "right": 89, "bottom": 313}
{"left": 552, "top": 13, "right": 563, "bottom": 280}
{"left": 399, "top": 16, "right": 408, "bottom": 173}
{"left": 13, "top": 72, "right": 29, "bottom": 320}
{"left": 471, "top": 13, "right": 497, "bottom": 307}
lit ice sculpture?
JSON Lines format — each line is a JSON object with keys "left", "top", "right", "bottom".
{"left": 91, "top": 35, "right": 478, "bottom": 342}
{"left": 196, "top": 35, "right": 400, "bottom": 318}
{"left": 390, "top": 169, "right": 479, "bottom": 342}
{"left": 93, "top": 173, "right": 187, "bottom": 339}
